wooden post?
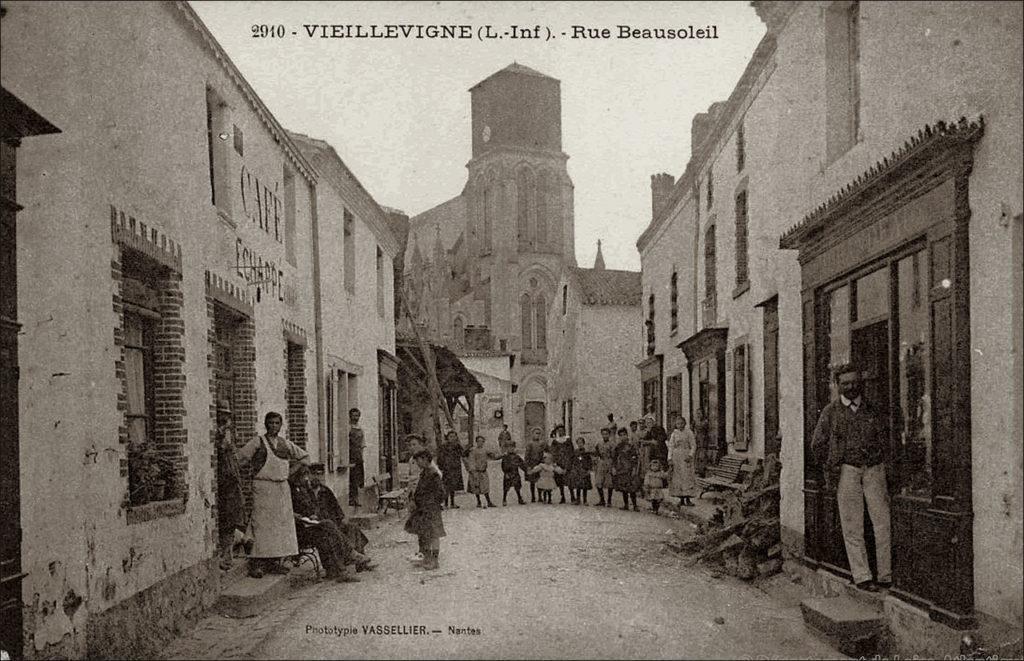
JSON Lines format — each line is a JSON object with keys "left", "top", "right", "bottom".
{"left": 467, "top": 394, "right": 475, "bottom": 446}
{"left": 397, "top": 288, "right": 454, "bottom": 430}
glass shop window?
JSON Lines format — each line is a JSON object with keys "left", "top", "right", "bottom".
{"left": 896, "top": 250, "right": 931, "bottom": 497}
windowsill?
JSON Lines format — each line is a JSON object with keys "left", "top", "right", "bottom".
{"left": 732, "top": 281, "right": 750, "bottom": 299}
{"left": 126, "top": 498, "right": 186, "bottom": 525}
{"left": 216, "top": 208, "right": 235, "bottom": 228}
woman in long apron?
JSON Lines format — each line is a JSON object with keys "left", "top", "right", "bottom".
{"left": 236, "top": 411, "right": 309, "bottom": 578}
{"left": 668, "top": 414, "right": 697, "bottom": 506}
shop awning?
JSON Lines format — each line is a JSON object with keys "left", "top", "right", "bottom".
{"left": 396, "top": 338, "right": 483, "bottom": 400}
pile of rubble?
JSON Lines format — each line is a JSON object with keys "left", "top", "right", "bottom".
{"left": 668, "top": 454, "right": 782, "bottom": 580}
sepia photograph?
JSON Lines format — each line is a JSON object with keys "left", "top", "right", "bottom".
{"left": 1, "top": 1, "right": 1022, "bottom": 659}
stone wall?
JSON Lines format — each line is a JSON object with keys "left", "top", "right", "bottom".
{"left": 84, "top": 559, "right": 219, "bottom": 661}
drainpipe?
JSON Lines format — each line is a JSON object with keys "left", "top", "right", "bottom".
{"left": 308, "top": 181, "right": 327, "bottom": 464}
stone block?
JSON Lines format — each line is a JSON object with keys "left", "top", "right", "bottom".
{"left": 801, "top": 595, "right": 884, "bottom": 657}
{"left": 214, "top": 572, "right": 292, "bottom": 619}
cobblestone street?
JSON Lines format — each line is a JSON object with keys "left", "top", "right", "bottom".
{"left": 163, "top": 465, "right": 835, "bottom": 660}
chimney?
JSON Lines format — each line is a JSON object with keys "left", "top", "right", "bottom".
{"left": 651, "top": 173, "right": 676, "bottom": 220}
{"left": 691, "top": 101, "right": 727, "bottom": 158}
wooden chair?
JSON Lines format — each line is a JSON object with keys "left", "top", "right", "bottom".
{"left": 372, "top": 473, "right": 408, "bottom": 516}
{"left": 695, "top": 454, "right": 749, "bottom": 499}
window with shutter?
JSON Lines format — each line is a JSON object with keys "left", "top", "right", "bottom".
{"left": 735, "top": 189, "right": 749, "bottom": 292}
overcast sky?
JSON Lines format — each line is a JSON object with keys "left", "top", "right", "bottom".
{"left": 191, "top": 1, "right": 765, "bottom": 271}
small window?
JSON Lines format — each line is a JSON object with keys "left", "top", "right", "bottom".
{"left": 670, "top": 270, "right": 679, "bottom": 331}
{"left": 284, "top": 166, "right": 296, "bottom": 264}
{"left": 733, "top": 344, "right": 750, "bottom": 451}
{"left": 376, "top": 246, "right": 385, "bottom": 317}
{"left": 706, "top": 168, "right": 714, "bottom": 210}
{"left": 233, "top": 124, "right": 244, "bottom": 156}
{"left": 735, "top": 190, "right": 749, "bottom": 289}
{"left": 205, "top": 86, "right": 231, "bottom": 216}
{"left": 825, "top": 0, "right": 860, "bottom": 163}
{"left": 736, "top": 120, "right": 745, "bottom": 172}
{"left": 704, "top": 224, "right": 717, "bottom": 299}
{"left": 344, "top": 210, "right": 355, "bottom": 293}
{"left": 561, "top": 285, "right": 568, "bottom": 315}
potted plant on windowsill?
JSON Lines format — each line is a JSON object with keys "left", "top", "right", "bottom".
{"left": 128, "top": 441, "right": 177, "bottom": 505}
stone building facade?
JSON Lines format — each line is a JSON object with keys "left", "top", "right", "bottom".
{"left": 405, "top": 64, "right": 577, "bottom": 444}
{"left": 637, "top": 0, "right": 1022, "bottom": 652}
{"left": 1, "top": 2, "right": 397, "bottom": 657}
{"left": 288, "top": 132, "right": 400, "bottom": 497}
{"left": 550, "top": 244, "right": 643, "bottom": 445}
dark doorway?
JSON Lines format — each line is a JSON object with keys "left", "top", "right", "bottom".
{"left": 762, "top": 297, "right": 780, "bottom": 457}
{"left": 524, "top": 401, "right": 546, "bottom": 439}
{"left": 212, "top": 304, "right": 239, "bottom": 549}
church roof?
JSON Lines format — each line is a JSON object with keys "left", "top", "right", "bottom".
{"left": 470, "top": 62, "right": 557, "bottom": 90}
{"left": 572, "top": 267, "right": 641, "bottom": 307}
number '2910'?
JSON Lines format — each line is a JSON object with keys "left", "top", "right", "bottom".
{"left": 251, "top": 25, "right": 286, "bottom": 38}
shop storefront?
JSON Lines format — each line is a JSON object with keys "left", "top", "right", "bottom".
{"left": 678, "top": 328, "right": 728, "bottom": 476}
{"left": 780, "top": 118, "right": 984, "bottom": 627}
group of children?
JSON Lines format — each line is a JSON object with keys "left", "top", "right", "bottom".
{"left": 451, "top": 418, "right": 682, "bottom": 514}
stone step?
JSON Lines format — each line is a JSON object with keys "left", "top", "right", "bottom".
{"left": 214, "top": 563, "right": 314, "bottom": 619}
{"left": 801, "top": 595, "right": 884, "bottom": 658}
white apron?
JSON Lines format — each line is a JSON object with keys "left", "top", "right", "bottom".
{"left": 248, "top": 436, "right": 298, "bottom": 558}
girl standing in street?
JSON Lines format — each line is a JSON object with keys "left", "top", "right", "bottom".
{"left": 643, "top": 459, "right": 670, "bottom": 514}
{"left": 612, "top": 427, "right": 640, "bottom": 511}
{"left": 668, "top": 414, "right": 697, "bottom": 507}
{"left": 592, "top": 427, "right": 616, "bottom": 507}
{"left": 549, "top": 424, "right": 574, "bottom": 504}
{"left": 405, "top": 449, "right": 446, "bottom": 570}
{"left": 567, "top": 436, "right": 593, "bottom": 505}
{"left": 523, "top": 427, "right": 548, "bottom": 503}
{"left": 527, "top": 452, "right": 565, "bottom": 504}
{"left": 464, "top": 435, "right": 495, "bottom": 508}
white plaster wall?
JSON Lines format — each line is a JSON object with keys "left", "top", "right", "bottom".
{"left": 639, "top": 196, "right": 698, "bottom": 427}
{"left": 715, "top": 0, "right": 1022, "bottom": 622}
{"left": 575, "top": 305, "right": 643, "bottom": 446}
{"left": 2, "top": 1, "right": 320, "bottom": 650}
{"left": 315, "top": 166, "right": 397, "bottom": 496}
{"left": 639, "top": 0, "right": 1021, "bottom": 623}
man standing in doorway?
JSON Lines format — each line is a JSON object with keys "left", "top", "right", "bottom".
{"left": 811, "top": 365, "right": 892, "bottom": 592}
{"left": 348, "top": 408, "right": 364, "bottom": 507}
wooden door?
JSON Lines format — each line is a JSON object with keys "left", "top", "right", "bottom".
{"left": 762, "top": 299, "right": 780, "bottom": 457}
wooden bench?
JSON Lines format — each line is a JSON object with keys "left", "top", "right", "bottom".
{"left": 696, "top": 454, "right": 749, "bottom": 499}
{"left": 372, "top": 472, "right": 408, "bottom": 516}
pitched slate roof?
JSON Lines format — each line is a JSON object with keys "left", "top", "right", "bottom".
{"left": 470, "top": 62, "right": 557, "bottom": 90}
{"left": 573, "top": 267, "right": 641, "bottom": 307}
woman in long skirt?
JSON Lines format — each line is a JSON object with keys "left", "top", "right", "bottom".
{"left": 436, "top": 431, "right": 465, "bottom": 509}
{"left": 464, "top": 435, "right": 495, "bottom": 508}
{"left": 668, "top": 414, "right": 697, "bottom": 506}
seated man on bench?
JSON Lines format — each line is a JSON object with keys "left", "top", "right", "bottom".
{"left": 290, "top": 466, "right": 376, "bottom": 583}
{"left": 308, "top": 462, "right": 371, "bottom": 558}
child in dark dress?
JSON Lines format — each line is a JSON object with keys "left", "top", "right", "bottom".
{"left": 499, "top": 448, "right": 527, "bottom": 505}
{"left": 567, "top": 437, "right": 594, "bottom": 505}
